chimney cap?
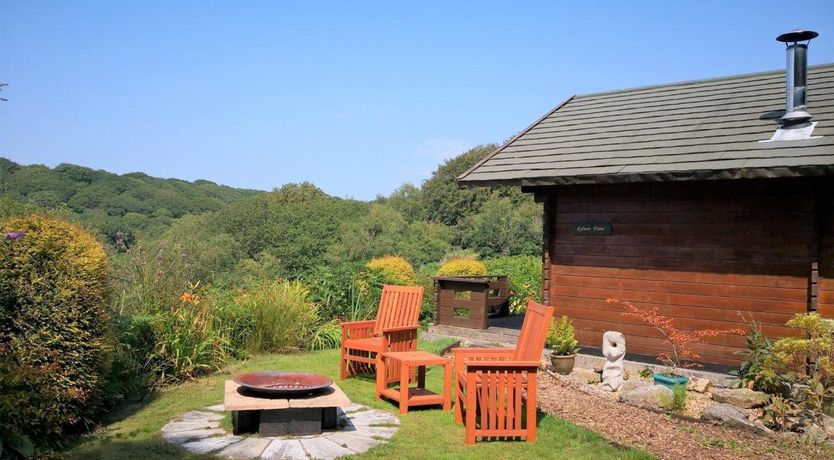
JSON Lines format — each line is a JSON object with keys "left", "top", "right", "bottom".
{"left": 776, "top": 29, "right": 819, "bottom": 43}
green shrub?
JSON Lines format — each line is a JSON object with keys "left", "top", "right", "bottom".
{"left": 105, "top": 314, "right": 158, "bottom": 401}
{"left": 111, "top": 286, "right": 242, "bottom": 387}
{"left": 234, "top": 280, "right": 319, "bottom": 353}
{"left": 0, "top": 215, "right": 111, "bottom": 449}
{"left": 660, "top": 383, "right": 688, "bottom": 413}
{"left": 310, "top": 320, "right": 342, "bottom": 350}
{"left": 765, "top": 313, "right": 834, "bottom": 387}
{"left": 484, "top": 255, "right": 541, "bottom": 314}
{"left": 415, "top": 263, "right": 441, "bottom": 323}
{"left": 731, "top": 318, "right": 785, "bottom": 394}
{"left": 152, "top": 298, "right": 235, "bottom": 382}
{"left": 304, "top": 264, "right": 383, "bottom": 322}
{"left": 436, "top": 257, "right": 486, "bottom": 277}
{"left": 366, "top": 255, "right": 415, "bottom": 285}
{"left": 546, "top": 316, "right": 580, "bottom": 356}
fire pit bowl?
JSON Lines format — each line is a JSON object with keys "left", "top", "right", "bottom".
{"left": 233, "top": 371, "right": 333, "bottom": 396}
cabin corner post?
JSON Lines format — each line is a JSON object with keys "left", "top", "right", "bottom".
{"left": 810, "top": 181, "right": 822, "bottom": 313}
{"left": 540, "top": 193, "right": 555, "bottom": 307}
{"left": 817, "top": 178, "right": 833, "bottom": 318}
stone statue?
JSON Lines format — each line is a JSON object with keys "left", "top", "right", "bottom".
{"left": 601, "top": 331, "right": 626, "bottom": 391}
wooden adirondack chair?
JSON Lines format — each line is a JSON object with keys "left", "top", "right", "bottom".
{"left": 339, "top": 285, "right": 424, "bottom": 384}
{"left": 453, "top": 300, "right": 555, "bottom": 444}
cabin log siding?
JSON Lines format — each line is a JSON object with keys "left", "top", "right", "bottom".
{"left": 545, "top": 178, "right": 830, "bottom": 366}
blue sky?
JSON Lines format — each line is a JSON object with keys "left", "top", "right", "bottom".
{"left": 1, "top": 1, "right": 833, "bottom": 199}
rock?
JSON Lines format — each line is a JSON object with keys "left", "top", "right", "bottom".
{"left": 701, "top": 403, "right": 772, "bottom": 435}
{"left": 569, "top": 368, "right": 601, "bottom": 384}
{"left": 601, "top": 331, "right": 626, "bottom": 392}
{"left": 790, "top": 383, "right": 809, "bottom": 403}
{"left": 801, "top": 424, "right": 829, "bottom": 445}
{"left": 822, "top": 415, "right": 834, "bottom": 438}
{"left": 619, "top": 385, "right": 672, "bottom": 410}
{"left": 621, "top": 379, "right": 651, "bottom": 392}
{"left": 712, "top": 388, "right": 770, "bottom": 409}
{"left": 592, "top": 362, "right": 604, "bottom": 373}
{"left": 687, "top": 377, "right": 713, "bottom": 393}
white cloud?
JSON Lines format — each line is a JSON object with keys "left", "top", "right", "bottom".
{"left": 399, "top": 137, "right": 468, "bottom": 186}
{"left": 411, "top": 138, "right": 466, "bottom": 161}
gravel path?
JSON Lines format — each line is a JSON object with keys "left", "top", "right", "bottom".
{"left": 536, "top": 372, "right": 830, "bottom": 460}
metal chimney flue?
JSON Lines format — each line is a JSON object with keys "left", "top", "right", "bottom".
{"left": 776, "top": 29, "right": 818, "bottom": 126}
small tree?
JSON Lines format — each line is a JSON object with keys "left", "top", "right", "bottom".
{"left": 547, "top": 316, "right": 580, "bottom": 356}
{"left": 765, "top": 313, "right": 834, "bottom": 388}
{"left": 608, "top": 299, "right": 744, "bottom": 376}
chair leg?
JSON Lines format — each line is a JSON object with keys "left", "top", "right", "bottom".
{"left": 465, "top": 377, "right": 477, "bottom": 445}
{"left": 455, "top": 382, "right": 463, "bottom": 424}
{"left": 526, "top": 373, "right": 537, "bottom": 443}
{"left": 376, "top": 354, "right": 386, "bottom": 398}
{"left": 340, "top": 347, "right": 348, "bottom": 380}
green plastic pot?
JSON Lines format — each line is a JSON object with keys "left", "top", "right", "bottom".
{"left": 652, "top": 373, "right": 688, "bottom": 388}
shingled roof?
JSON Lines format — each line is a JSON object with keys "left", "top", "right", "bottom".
{"left": 458, "top": 64, "right": 834, "bottom": 187}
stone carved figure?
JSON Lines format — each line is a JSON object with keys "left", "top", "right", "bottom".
{"left": 601, "top": 331, "right": 626, "bottom": 391}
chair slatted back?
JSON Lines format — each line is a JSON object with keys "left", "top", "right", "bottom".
{"left": 513, "top": 300, "right": 556, "bottom": 361}
{"left": 373, "top": 285, "right": 425, "bottom": 336}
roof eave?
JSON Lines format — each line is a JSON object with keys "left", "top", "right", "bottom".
{"left": 460, "top": 164, "right": 834, "bottom": 190}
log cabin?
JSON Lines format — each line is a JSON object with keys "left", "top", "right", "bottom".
{"left": 458, "top": 31, "right": 834, "bottom": 366}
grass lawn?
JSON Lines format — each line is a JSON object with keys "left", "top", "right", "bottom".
{"left": 69, "top": 339, "right": 653, "bottom": 460}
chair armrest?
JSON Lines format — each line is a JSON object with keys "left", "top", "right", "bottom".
{"left": 451, "top": 347, "right": 513, "bottom": 356}
{"left": 382, "top": 325, "right": 419, "bottom": 334}
{"left": 464, "top": 360, "right": 541, "bottom": 372}
{"left": 340, "top": 320, "right": 376, "bottom": 341}
{"left": 340, "top": 320, "right": 376, "bottom": 329}
{"left": 452, "top": 348, "right": 514, "bottom": 374}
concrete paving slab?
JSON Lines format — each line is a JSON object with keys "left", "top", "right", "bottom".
{"left": 299, "top": 437, "right": 355, "bottom": 460}
{"left": 178, "top": 411, "right": 223, "bottom": 422}
{"left": 323, "top": 431, "right": 380, "bottom": 453}
{"left": 163, "top": 428, "right": 226, "bottom": 444}
{"left": 181, "top": 435, "right": 243, "bottom": 454}
{"left": 217, "top": 437, "right": 272, "bottom": 459}
{"left": 261, "top": 439, "right": 307, "bottom": 459}
{"left": 161, "top": 420, "right": 221, "bottom": 433}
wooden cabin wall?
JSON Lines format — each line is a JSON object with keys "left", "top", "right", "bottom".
{"left": 542, "top": 178, "right": 825, "bottom": 367}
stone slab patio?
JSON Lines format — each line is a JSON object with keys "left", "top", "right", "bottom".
{"left": 162, "top": 403, "right": 399, "bottom": 459}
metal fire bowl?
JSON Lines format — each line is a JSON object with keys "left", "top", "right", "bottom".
{"left": 233, "top": 371, "right": 333, "bottom": 396}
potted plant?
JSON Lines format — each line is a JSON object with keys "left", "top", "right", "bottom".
{"left": 608, "top": 299, "right": 744, "bottom": 388}
{"left": 547, "top": 315, "right": 580, "bottom": 374}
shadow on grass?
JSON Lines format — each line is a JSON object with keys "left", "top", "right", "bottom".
{"left": 66, "top": 437, "right": 213, "bottom": 460}
{"left": 101, "top": 390, "right": 162, "bottom": 425}
{"left": 61, "top": 390, "right": 163, "bottom": 456}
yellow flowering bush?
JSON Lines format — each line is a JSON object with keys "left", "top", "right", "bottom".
{"left": 366, "top": 255, "right": 415, "bottom": 285}
{"left": 436, "top": 257, "right": 487, "bottom": 277}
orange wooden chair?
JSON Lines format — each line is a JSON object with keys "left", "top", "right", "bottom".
{"left": 339, "top": 285, "right": 424, "bottom": 384}
{"left": 453, "top": 300, "right": 555, "bottom": 444}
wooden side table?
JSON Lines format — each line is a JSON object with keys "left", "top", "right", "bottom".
{"left": 377, "top": 351, "right": 452, "bottom": 414}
